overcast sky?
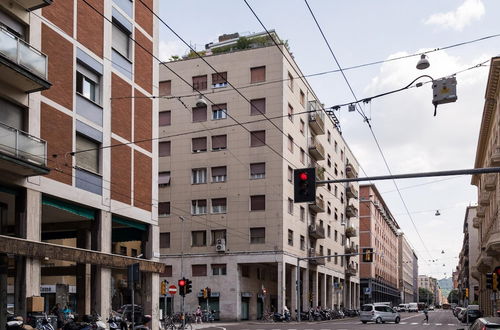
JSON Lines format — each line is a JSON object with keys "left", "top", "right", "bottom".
{"left": 158, "top": 0, "right": 500, "bottom": 279}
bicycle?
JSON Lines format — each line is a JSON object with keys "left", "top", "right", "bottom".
{"left": 162, "top": 314, "right": 192, "bottom": 330}
{"left": 260, "top": 310, "right": 274, "bottom": 322}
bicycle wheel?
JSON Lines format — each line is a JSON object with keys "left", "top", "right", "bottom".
{"left": 179, "top": 323, "right": 192, "bottom": 330}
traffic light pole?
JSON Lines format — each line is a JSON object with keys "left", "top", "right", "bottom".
{"left": 295, "top": 251, "right": 374, "bottom": 322}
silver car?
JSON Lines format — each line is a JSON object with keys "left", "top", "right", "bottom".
{"left": 360, "top": 304, "right": 401, "bottom": 324}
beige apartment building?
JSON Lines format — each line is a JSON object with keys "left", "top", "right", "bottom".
{"left": 471, "top": 56, "right": 500, "bottom": 316}
{"left": 398, "top": 234, "right": 415, "bottom": 303}
{"left": 458, "top": 206, "right": 479, "bottom": 304}
{"left": 157, "top": 31, "right": 360, "bottom": 320}
{"left": 359, "top": 184, "right": 401, "bottom": 305}
{"left": 418, "top": 275, "right": 438, "bottom": 305}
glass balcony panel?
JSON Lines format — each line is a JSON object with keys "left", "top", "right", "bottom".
{"left": 18, "top": 42, "right": 46, "bottom": 77}
{"left": 0, "top": 29, "right": 18, "bottom": 60}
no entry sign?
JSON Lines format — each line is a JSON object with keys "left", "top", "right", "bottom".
{"left": 168, "top": 285, "right": 177, "bottom": 294}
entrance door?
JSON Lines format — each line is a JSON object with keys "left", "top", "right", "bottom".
{"left": 257, "top": 298, "right": 263, "bottom": 319}
{"left": 241, "top": 297, "right": 250, "bottom": 320}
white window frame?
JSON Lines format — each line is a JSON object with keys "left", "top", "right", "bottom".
{"left": 191, "top": 200, "right": 207, "bottom": 215}
{"left": 211, "top": 198, "right": 227, "bottom": 214}
{"left": 212, "top": 108, "right": 227, "bottom": 120}
{"left": 192, "top": 168, "right": 207, "bottom": 184}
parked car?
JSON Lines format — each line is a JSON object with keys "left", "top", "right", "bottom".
{"left": 467, "top": 317, "right": 500, "bottom": 330}
{"left": 408, "top": 303, "right": 419, "bottom": 312}
{"left": 359, "top": 304, "right": 401, "bottom": 324}
{"left": 429, "top": 305, "right": 435, "bottom": 311}
{"left": 461, "top": 309, "right": 482, "bottom": 323}
{"left": 454, "top": 306, "right": 465, "bottom": 317}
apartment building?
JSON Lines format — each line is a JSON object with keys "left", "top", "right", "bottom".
{"left": 418, "top": 275, "right": 438, "bottom": 305}
{"left": 398, "top": 233, "right": 415, "bottom": 303}
{"left": 457, "top": 206, "right": 479, "bottom": 304}
{"left": 471, "top": 56, "right": 500, "bottom": 316}
{"left": 157, "top": 31, "right": 360, "bottom": 320}
{"left": 412, "top": 250, "right": 419, "bottom": 302}
{"left": 0, "top": 0, "right": 162, "bottom": 326}
{"left": 359, "top": 184, "right": 400, "bottom": 305}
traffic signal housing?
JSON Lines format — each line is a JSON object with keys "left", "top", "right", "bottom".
{"left": 362, "top": 248, "right": 374, "bottom": 262}
{"left": 186, "top": 278, "right": 192, "bottom": 294}
{"left": 160, "top": 280, "right": 167, "bottom": 296}
{"left": 486, "top": 273, "right": 493, "bottom": 289}
{"left": 294, "top": 168, "right": 316, "bottom": 203}
{"left": 465, "top": 288, "right": 469, "bottom": 298}
{"left": 178, "top": 277, "right": 186, "bottom": 297}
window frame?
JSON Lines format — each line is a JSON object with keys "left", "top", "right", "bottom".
{"left": 250, "top": 227, "right": 265, "bottom": 244}
{"left": 191, "top": 231, "right": 207, "bottom": 247}
{"left": 191, "top": 168, "right": 207, "bottom": 184}
{"left": 191, "top": 199, "right": 207, "bottom": 215}
{"left": 75, "top": 133, "right": 100, "bottom": 175}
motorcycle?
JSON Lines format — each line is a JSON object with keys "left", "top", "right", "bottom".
{"left": 272, "top": 310, "right": 291, "bottom": 322}
{"left": 6, "top": 316, "right": 25, "bottom": 330}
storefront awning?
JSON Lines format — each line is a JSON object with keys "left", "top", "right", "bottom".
{"left": 42, "top": 196, "right": 96, "bottom": 220}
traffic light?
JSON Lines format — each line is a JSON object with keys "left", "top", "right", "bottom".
{"left": 493, "top": 272, "right": 499, "bottom": 292}
{"left": 294, "top": 168, "right": 316, "bottom": 203}
{"left": 495, "top": 266, "right": 500, "bottom": 291}
{"left": 202, "top": 288, "right": 208, "bottom": 299}
{"left": 465, "top": 288, "right": 469, "bottom": 298}
{"left": 362, "top": 248, "right": 374, "bottom": 262}
{"left": 160, "top": 280, "right": 167, "bottom": 296}
{"left": 486, "top": 273, "right": 493, "bottom": 289}
{"left": 178, "top": 277, "right": 186, "bottom": 297}
{"left": 207, "top": 287, "right": 211, "bottom": 298}
{"left": 186, "top": 278, "right": 192, "bottom": 294}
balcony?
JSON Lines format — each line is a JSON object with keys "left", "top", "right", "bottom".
{"left": 345, "top": 245, "right": 357, "bottom": 254}
{"left": 311, "top": 162, "right": 325, "bottom": 186}
{"left": 479, "top": 191, "right": 490, "bottom": 206}
{"left": 308, "top": 196, "right": 325, "bottom": 213}
{"left": 472, "top": 217, "right": 480, "bottom": 229}
{"left": 345, "top": 226, "right": 357, "bottom": 238}
{"left": 484, "top": 173, "right": 497, "bottom": 191}
{"left": 476, "top": 206, "right": 485, "bottom": 218}
{"left": 308, "top": 110, "right": 325, "bottom": 135}
{"left": 308, "top": 248, "right": 326, "bottom": 265}
{"left": 0, "top": 26, "right": 51, "bottom": 93}
{"left": 345, "top": 265, "right": 357, "bottom": 277}
{"left": 345, "top": 204, "right": 358, "bottom": 218}
{"left": 0, "top": 122, "right": 49, "bottom": 176}
{"left": 485, "top": 221, "right": 500, "bottom": 257}
{"left": 491, "top": 146, "right": 500, "bottom": 166}
{"left": 308, "top": 136, "right": 325, "bottom": 160}
{"left": 346, "top": 184, "right": 358, "bottom": 200}
{"left": 308, "top": 224, "right": 326, "bottom": 239}
{"left": 345, "top": 163, "right": 358, "bottom": 178}
{"left": 16, "top": 0, "right": 52, "bottom": 11}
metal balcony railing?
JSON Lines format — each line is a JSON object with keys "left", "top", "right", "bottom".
{"left": 0, "top": 25, "right": 48, "bottom": 79}
{"left": 0, "top": 122, "right": 47, "bottom": 167}
{"left": 308, "top": 105, "right": 325, "bottom": 135}
{"left": 308, "top": 224, "right": 326, "bottom": 239}
{"left": 308, "top": 136, "right": 325, "bottom": 160}
{"left": 345, "top": 204, "right": 358, "bottom": 218}
{"left": 345, "top": 226, "right": 357, "bottom": 238}
{"left": 345, "top": 163, "right": 358, "bottom": 178}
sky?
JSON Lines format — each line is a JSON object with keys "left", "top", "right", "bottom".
{"left": 157, "top": 0, "right": 500, "bottom": 279}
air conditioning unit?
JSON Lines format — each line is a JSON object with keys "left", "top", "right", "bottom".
{"left": 215, "top": 238, "right": 226, "bottom": 252}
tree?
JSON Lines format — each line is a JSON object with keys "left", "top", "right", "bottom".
{"left": 448, "top": 289, "right": 459, "bottom": 304}
{"left": 419, "top": 287, "right": 434, "bottom": 304}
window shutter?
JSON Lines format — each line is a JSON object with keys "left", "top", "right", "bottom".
{"left": 159, "top": 141, "right": 171, "bottom": 156}
{"left": 211, "top": 166, "right": 226, "bottom": 176}
{"left": 212, "top": 198, "right": 226, "bottom": 207}
{"left": 192, "top": 264, "right": 207, "bottom": 276}
{"left": 212, "top": 135, "right": 227, "bottom": 149}
{"left": 158, "top": 172, "right": 171, "bottom": 185}
{"left": 76, "top": 135, "right": 99, "bottom": 173}
{"left": 192, "top": 106, "right": 207, "bottom": 122}
{"left": 192, "top": 137, "right": 207, "bottom": 151}
{"left": 251, "top": 195, "right": 265, "bottom": 210}
{"left": 212, "top": 72, "right": 227, "bottom": 85}
{"left": 212, "top": 103, "right": 227, "bottom": 111}
{"left": 160, "top": 232, "right": 170, "bottom": 248}
{"left": 159, "top": 111, "right": 171, "bottom": 126}
{"left": 192, "top": 75, "right": 207, "bottom": 90}
{"left": 159, "top": 80, "right": 171, "bottom": 96}
{"left": 251, "top": 66, "right": 266, "bottom": 83}
{"left": 250, "top": 163, "right": 265, "bottom": 175}
{"left": 250, "top": 130, "right": 265, "bottom": 147}
{"left": 158, "top": 202, "right": 170, "bottom": 216}
{"left": 250, "top": 98, "right": 266, "bottom": 115}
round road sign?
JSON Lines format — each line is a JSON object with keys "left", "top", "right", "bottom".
{"left": 168, "top": 285, "right": 177, "bottom": 294}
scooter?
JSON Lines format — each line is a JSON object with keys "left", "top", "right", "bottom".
{"left": 6, "top": 316, "right": 25, "bottom": 330}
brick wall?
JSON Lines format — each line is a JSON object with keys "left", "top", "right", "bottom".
{"left": 134, "top": 89, "right": 152, "bottom": 152}
{"left": 135, "top": 0, "right": 153, "bottom": 36}
{"left": 133, "top": 150, "right": 152, "bottom": 211}
{"left": 77, "top": 0, "right": 103, "bottom": 57}
{"left": 134, "top": 29, "right": 153, "bottom": 93}
{"left": 42, "top": 0, "right": 74, "bottom": 36}
{"left": 111, "top": 139, "right": 132, "bottom": 204}
{"left": 111, "top": 73, "right": 132, "bottom": 141}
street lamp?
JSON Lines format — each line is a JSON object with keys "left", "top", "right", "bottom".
{"left": 416, "top": 54, "right": 430, "bottom": 70}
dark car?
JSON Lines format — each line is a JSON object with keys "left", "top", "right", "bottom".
{"left": 461, "top": 309, "right": 482, "bottom": 323}
{"left": 468, "top": 317, "right": 500, "bottom": 330}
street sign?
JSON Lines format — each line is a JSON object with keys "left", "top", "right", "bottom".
{"left": 168, "top": 285, "right": 177, "bottom": 294}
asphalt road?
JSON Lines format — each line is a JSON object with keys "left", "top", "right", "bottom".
{"left": 194, "top": 310, "right": 468, "bottom": 330}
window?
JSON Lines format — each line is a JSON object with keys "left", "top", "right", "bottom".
{"left": 288, "top": 103, "right": 294, "bottom": 121}
{"left": 192, "top": 75, "right": 207, "bottom": 91}
{"left": 334, "top": 141, "right": 338, "bottom": 152}
{"left": 250, "top": 130, "right": 265, "bottom": 147}
{"left": 341, "top": 192, "right": 344, "bottom": 204}
{"left": 158, "top": 202, "right": 170, "bottom": 217}
{"left": 250, "top": 195, "right": 265, "bottom": 211}
{"left": 76, "top": 134, "right": 99, "bottom": 174}
{"left": 334, "top": 230, "right": 338, "bottom": 241}
{"left": 327, "top": 225, "right": 331, "bottom": 237}
{"left": 250, "top": 163, "right": 265, "bottom": 179}
{"left": 192, "top": 168, "right": 207, "bottom": 184}
{"left": 119, "top": 246, "right": 127, "bottom": 255}
{"left": 319, "top": 245, "right": 324, "bottom": 255}
{"left": 288, "top": 166, "right": 293, "bottom": 182}
{"left": 250, "top": 227, "right": 265, "bottom": 244}
{"left": 192, "top": 137, "right": 207, "bottom": 152}
{"left": 212, "top": 103, "right": 227, "bottom": 120}
{"left": 300, "top": 119, "right": 305, "bottom": 135}
{"left": 211, "top": 166, "right": 227, "bottom": 182}
{"left": 191, "top": 231, "right": 207, "bottom": 247}
{"left": 341, "top": 255, "right": 344, "bottom": 267}
{"left": 288, "top": 198, "right": 294, "bottom": 214}
{"left": 300, "top": 89, "right": 305, "bottom": 106}
{"left": 300, "top": 148, "right": 305, "bottom": 164}
{"left": 212, "top": 134, "right": 227, "bottom": 150}
{"left": 300, "top": 206, "right": 305, "bottom": 222}
{"left": 250, "top": 98, "right": 266, "bottom": 115}
{"left": 327, "top": 130, "right": 331, "bottom": 143}
{"left": 211, "top": 72, "right": 228, "bottom": 88}
{"left": 212, "top": 198, "right": 227, "bottom": 213}
{"left": 192, "top": 106, "right": 207, "bottom": 122}
{"left": 159, "top": 111, "right": 171, "bottom": 126}
{"left": 212, "top": 264, "right": 227, "bottom": 275}
{"left": 160, "top": 232, "right": 170, "bottom": 248}
{"left": 161, "top": 265, "right": 172, "bottom": 277}
{"left": 76, "top": 63, "right": 100, "bottom": 104}
{"left": 159, "top": 141, "right": 171, "bottom": 157}
{"left": 334, "top": 185, "right": 338, "bottom": 197}
{"left": 241, "top": 265, "right": 250, "bottom": 277}
{"left": 287, "top": 135, "right": 294, "bottom": 153}
{"left": 334, "top": 252, "right": 338, "bottom": 264}
{"left": 327, "top": 154, "right": 332, "bottom": 167}
{"left": 191, "top": 200, "right": 207, "bottom": 215}
{"left": 211, "top": 229, "right": 226, "bottom": 245}
{"left": 0, "top": 98, "right": 24, "bottom": 130}
{"left": 250, "top": 66, "right": 266, "bottom": 83}
{"left": 130, "top": 248, "right": 137, "bottom": 257}
{"left": 192, "top": 264, "right": 207, "bottom": 276}
{"left": 112, "top": 20, "right": 130, "bottom": 58}
{"left": 288, "top": 72, "right": 294, "bottom": 90}
{"left": 159, "top": 80, "right": 171, "bottom": 96}
{"left": 300, "top": 235, "right": 305, "bottom": 250}
{"left": 327, "top": 249, "right": 331, "bottom": 262}
{"left": 341, "top": 234, "right": 345, "bottom": 246}
{"left": 158, "top": 171, "right": 171, "bottom": 187}
{"left": 288, "top": 229, "right": 293, "bottom": 246}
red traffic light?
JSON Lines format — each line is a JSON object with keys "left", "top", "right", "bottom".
{"left": 179, "top": 279, "right": 186, "bottom": 287}
{"left": 299, "top": 172, "right": 308, "bottom": 181}
{"left": 495, "top": 266, "right": 500, "bottom": 276}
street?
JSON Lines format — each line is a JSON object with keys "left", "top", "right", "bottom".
{"left": 196, "top": 310, "right": 468, "bottom": 330}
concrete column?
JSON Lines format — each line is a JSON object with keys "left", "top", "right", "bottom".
{"left": 290, "top": 264, "right": 297, "bottom": 316}
{"left": 327, "top": 275, "right": 333, "bottom": 308}
{"left": 321, "top": 273, "right": 327, "bottom": 307}
{"left": 312, "top": 270, "right": 318, "bottom": 307}
{"left": 1, "top": 254, "right": 7, "bottom": 330}
{"left": 235, "top": 263, "right": 241, "bottom": 321}
{"left": 93, "top": 211, "right": 112, "bottom": 318}
{"left": 302, "top": 268, "right": 309, "bottom": 309}
{"left": 143, "top": 224, "right": 160, "bottom": 330}
{"left": 76, "top": 229, "right": 92, "bottom": 315}
{"left": 277, "top": 262, "right": 285, "bottom": 313}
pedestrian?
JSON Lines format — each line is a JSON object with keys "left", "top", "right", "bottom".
{"left": 423, "top": 307, "right": 429, "bottom": 324}
{"left": 195, "top": 306, "right": 203, "bottom": 324}
{"left": 51, "top": 303, "right": 64, "bottom": 330}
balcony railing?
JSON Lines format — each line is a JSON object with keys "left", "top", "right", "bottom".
{"left": 345, "top": 226, "right": 357, "bottom": 238}
{"left": 345, "top": 204, "right": 358, "bottom": 218}
{"left": 0, "top": 122, "right": 49, "bottom": 176}
{"left": 309, "top": 196, "right": 325, "bottom": 213}
{"left": 345, "top": 163, "right": 358, "bottom": 178}
{"left": 484, "top": 173, "right": 496, "bottom": 191}
{"left": 308, "top": 224, "right": 325, "bottom": 239}
{"left": 346, "top": 184, "right": 358, "bottom": 200}
{"left": 308, "top": 248, "right": 326, "bottom": 265}
{"left": 345, "top": 265, "right": 357, "bottom": 277}
{"left": 0, "top": 25, "right": 50, "bottom": 92}
{"left": 308, "top": 109, "right": 325, "bottom": 135}
{"left": 308, "top": 136, "right": 325, "bottom": 160}
{"left": 345, "top": 245, "right": 357, "bottom": 254}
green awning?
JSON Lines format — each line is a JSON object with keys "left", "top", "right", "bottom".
{"left": 42, "top": 196, "right": 96, "bottom": 220}
{"left": 112, "top": 216, "right": 147, "bottom": 231}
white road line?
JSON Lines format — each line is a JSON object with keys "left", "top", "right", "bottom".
{"left": 436, "top": 323, "right": 443, "bottom": 325}
{"left": 400, "top": 322, "right": 407, "bottom": 324}
{"left": 448, "top": 324, "right": 456, "bottom": 326}
{"left": 411, "top": 322, "right": 419, "bottom": 325}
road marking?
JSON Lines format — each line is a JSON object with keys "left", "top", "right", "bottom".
{"left": 400, "top": 322, "right": 407, "bottom": 324}
{"left": 448, "top": 324, "right": 456, "bottom": 326}
{"left": 411, "top": 322, "right": 418, "bottom": 325}
{"left": 436, "top": 323, "right": 442, "bottom": 325}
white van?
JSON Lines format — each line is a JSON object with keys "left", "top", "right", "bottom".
{"left": 408, "top": 303, "right": 418, "bottom": 312}
{"left": 397, "top": 304, "right": 409, "bottom": 312}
